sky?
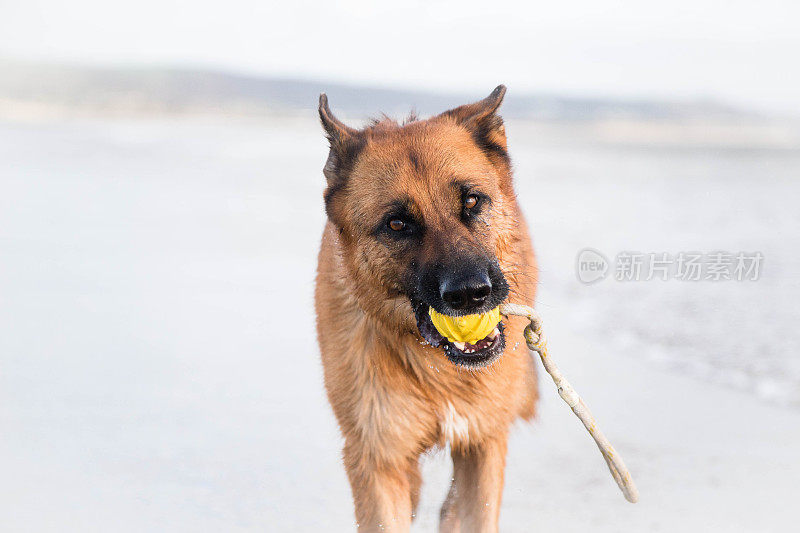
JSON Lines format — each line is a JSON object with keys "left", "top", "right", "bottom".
{"left": 1, "top": 0, "right": 799, "bottom": 113}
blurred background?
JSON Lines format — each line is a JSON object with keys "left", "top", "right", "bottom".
{"left": 1, "top": 1, "right": 799, "bottom": 531}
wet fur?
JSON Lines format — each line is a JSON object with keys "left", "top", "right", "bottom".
{"left": 315, "top": 86, "right": 538, "bottom": 532}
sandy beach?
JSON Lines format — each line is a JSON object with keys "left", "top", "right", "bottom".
{"left": 1, "top": 115, "right": 798, "bottom": 531}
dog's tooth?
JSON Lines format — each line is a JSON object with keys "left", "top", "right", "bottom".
{"left": 488, "top": 328, "right": 499, "bottom": 340}
{"left": 453, "top": 341, "right": 466, "bottom": 351}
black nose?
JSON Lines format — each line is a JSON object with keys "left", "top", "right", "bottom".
{"left": 440, "top": 272, "right": 492, "bottom": 311}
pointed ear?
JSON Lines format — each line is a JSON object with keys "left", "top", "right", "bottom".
{"left": 441, "top": 85, "right": 506, "bottom": 123}
{"left": 318, "top": 93, "right": 364, "bottom": 184}
{"left": 319, "top": 93, "right": 357, "bottom": 146}
{"left": 318, "top": 94, "right": 365, "bottom": 226}
{"left": 439, "top": 85, "right": 509, "bottom": 166}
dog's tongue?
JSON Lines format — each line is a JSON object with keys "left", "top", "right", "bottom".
{"left": 428, "top": 306, "right": 501, "bottom": 344}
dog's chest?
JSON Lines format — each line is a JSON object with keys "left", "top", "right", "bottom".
{"left": 438, "top": 401, "right": 472, "bottom": 446}
{"left": 352, "top": 372, "right": 484, "bottom": 454}
{"left": 347, "top": 337, "right": 509, "bottom": 455}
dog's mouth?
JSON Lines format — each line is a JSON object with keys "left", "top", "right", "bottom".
{"left": 413, "top": 303, "right": 506, "bottom": 368}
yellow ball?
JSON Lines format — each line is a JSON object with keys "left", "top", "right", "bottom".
{"left": 428, "top": 306, "right": 501, "bottom": 344}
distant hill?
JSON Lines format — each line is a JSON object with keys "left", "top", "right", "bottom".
{"left": 0, "top": 60, "right": 752, "bottom": 121}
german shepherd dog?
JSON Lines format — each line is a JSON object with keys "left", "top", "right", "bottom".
{"left": 315, "top": 86, "right": 538, "bottom": 532}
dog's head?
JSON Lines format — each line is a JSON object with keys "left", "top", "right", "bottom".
{"left": 319, "top": 86, "right": 515, "bottom": 368}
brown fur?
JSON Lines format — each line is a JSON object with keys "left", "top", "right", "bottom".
{"left": 315, "top": 86, "right": 538, "bottom": 532}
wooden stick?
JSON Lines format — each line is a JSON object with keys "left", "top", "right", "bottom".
{"left": 500, "top": 303, "right": 640, "bottom": 503}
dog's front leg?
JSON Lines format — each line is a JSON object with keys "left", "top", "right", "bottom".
{"left": 344, "top": 439, "right": 415, "bottom": 532}
{"left": 440, "top": 436, "right": 508, "bottom": 533}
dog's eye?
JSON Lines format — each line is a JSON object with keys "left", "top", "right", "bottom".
{"left": 388, "top": 218, "right": 406, "bottom": 232}
{"left": 464, "top": 194, "right": 479, "bottom": 209}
